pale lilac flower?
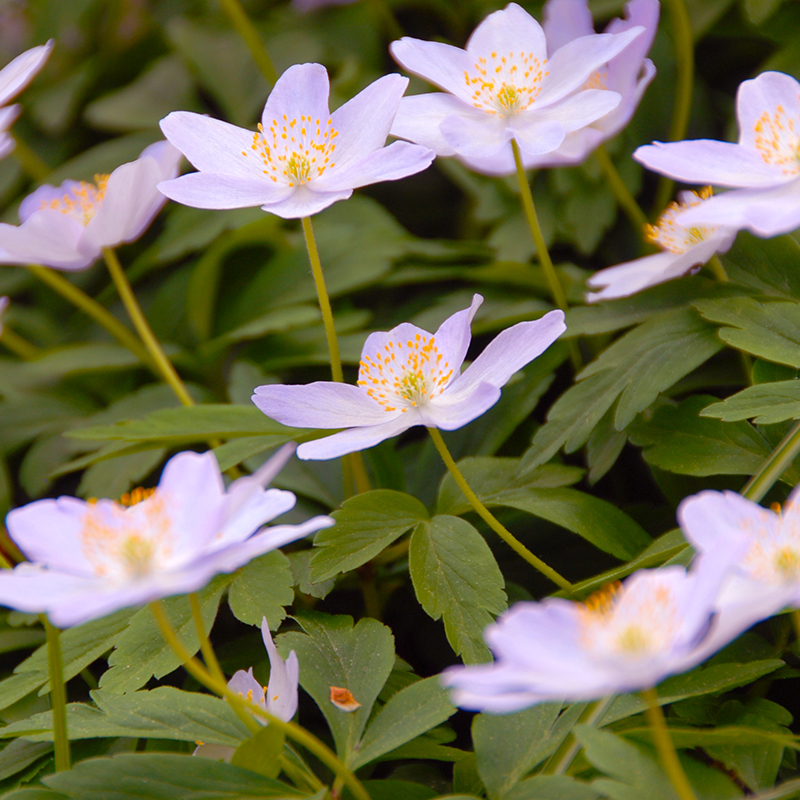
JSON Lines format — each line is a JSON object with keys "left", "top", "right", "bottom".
{"left": 196, "top": 618, "right": 299, "bottom": 761}
{"left": 678, "top": 487, "right": 800, "bottom": 657}
{"left": 388, "top": 3, "right": 644, "bottom": 176}
{"left": 158, "top": 63, "right": 434, "bottom": 220}
{"left": 0, "top": 296, "right": 8, "bottom": 334}
{"left": 443, "top": 563, "right": 731, "bottom": 712}
{"left": 253, "top": 295, "right": 566, "bottom": 460}
{"left": 0, "top": 141, "right": 182, "bottom": 270}
{"left": 585, "top": 188, "right": 738, "bottom": 302}
{"left": 635, "top": 71, "right": 800, "bottom": 236}
{"left": 0, "top": 41, "right": 53, "bottom": 159}
{"left": 0, "top": 446, "right": 333, "bottom": 627}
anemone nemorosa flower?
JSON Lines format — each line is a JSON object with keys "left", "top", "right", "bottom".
{"left": 0, "top": 41, "right": 53, "bottom": 159}
{"left": 0, "top": 141, "right": 182, "bottom": 270}
{"left": 0, "top": 296, "right": 8, "bottom": 334}
{"left": 388, "top": 2, "right": 644, "bottom": 176}
{"left": 442, "top": 562, "right": 736, "bottom": 712}
{"left": 678, "top": 486, "right": 800, "bottom": 657}
{"left": 635, "top": 71, "right": 800, "bottom": 237}
{"left": 196, "top": 618, "right": 299, "bottom": 761}
{"left": 585, "top": 188, "right": 738, "bottom": 302}
{"left": 158, "top": 63, "right": 434, "bottom": 220}
{"left": 252, "top": 295, "right": 566, "bottom": 460}
{"left": 0, "top": 447, "right": 333, "bottom": 627}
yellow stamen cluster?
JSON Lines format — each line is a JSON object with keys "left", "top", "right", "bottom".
{"left": 119, "top": 487, "right": 156, "bottom": 507}
{"left": 464, "top": 50, "right": 548, "bottom": 115}
{"left": 753, "top": 101, "right": 800, "bottom": 174}
{"left": 645, "top": 187, "right": 716, "bottom": 254}
{"left": 241, "top": 115, "right": 338, "bottom": 187}
{"left": 583, "top": 580, "right": 622, "bottom": 615}
{"left": 41, "top": 174, "right": 109, "bottom": 225}
{"left": 357, "top": 332, "right": 454, "bottom": 412}
{"left": 584, "top": 69, "right": 608, "bottom": 91}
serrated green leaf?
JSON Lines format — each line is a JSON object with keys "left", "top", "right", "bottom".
{"left": 228, "top": 551, "right": 294, "bottom": 628}
{"left": 701, "top": 381, "right": 800, "bottom": 424}
{"left": 277, "top": 612, "right": 395, "bottom": 766}
{"left": 409, "top": 516, "right": 507, "bottom": 664}
{"left": 309, "top": 490, "right": 429, "bottom": 582}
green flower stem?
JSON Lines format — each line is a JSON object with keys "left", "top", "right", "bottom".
{"left": 792, "top": 610, "right": 800, "bottom": 645}
{"left": 741, "top": 421, "right": 800, "bottom": 503}
{"left": 300, "top": 217, "right": 371, "bottom": 497}
{"left": 103, "top": 247, "right": 194, "bottom": 408}
{"left": 511, "top": 140, "right": 581, "bottom": 372}
{"left": 428, "top": 427, "right": 573, "bottom": 593}
{"left": 0, "top": 326, "right": 39, "bottom": 359}
{"left": 655, "top": 0, "right": 694, "bottom": 211}
{"left": 218, "top": 0, "right": 277, "bottom": 84}
{"left": 548, "top": 695, "right": 615, "bottom": 775}
{"left": 641, "top": 687, "right": 697, "bottom": 800}
{"left": 708, "top": 255, "right": 728, "bottom": 283}
{"left": 12, "top": 134, "right": 50, "bottom": 182}
{"left": 42, "top": 616, "right": 70, "bottom": 772}
{"left": 189, "top": 592, "right": 224, "bottom": 684}
{"left": 149, "top": 601, "right": 372, "bottom": 800}
{"left": 27, "top": 264, "right": 155, "bottom": 370}
{"left": 593, "top": 145, "right": 649, "bottom": 234}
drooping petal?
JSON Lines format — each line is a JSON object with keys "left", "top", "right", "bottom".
{"left": 0, "top": 40, "right": 53, "bottom": 107}
{"left": 262, "top": 619, "right": 299, "bottom": 722}
{"left": 252, "top": 381, "right": 391, "bottom": 428}
{"left": 736, "top": 71, "right": 800, "bottom": 152}
{"left": 158, "top": 171, "right": 293, "bottom": 210}
{"left": 634, "top": 140, "right": 790, "bottom": 187}
{"left": 389, "top": 38, "right": 472, "bottom": 102}
{"left": 466, "top": 3, "right": 547, "bottom": 62}
{"left": 518, "top": 126, "right": 605, "bottom": 170}
{"left": 390, "top": 93, "right": 468, "bottom": 155}
{"left": 296, "top": 414, "right": 415, "bottom": 460}
{"left": 542, "top": 0, "right": 594, "bottom": 53}
{"left": 314, "top": 141, "right": 434, "bottom": 192}
{"left": 509, "top": 120, "right": 565, "bottom": 157}
{"left": 261, "top": 185, "right": 354, "bottom": 219}
{"left": 260, "top": 63, "right": 332, "bottom": 137}
{"left": 439, "top": 112, "right": 513, "bottom": 158}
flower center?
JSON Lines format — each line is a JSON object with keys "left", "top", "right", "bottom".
{"left": 80, "top": 489, "right": 174, "bottom": 580}
{"left": 357, "top": 332, "right": 454, "bottom": 412}
{"left": 584, "top": 69, "right": 608, "bottom": 91}
{"left": 743, "top": 502, "right": 800, "bottom": 585}
{"left": 41, "top": 174, "right": 109, "bottom": 225}
{"left": 753, "top": 103, "right": 800, "bottom": 174}
{"left": 645, "top": 187, "right": 719, "bottom": 254}
{"left": 241, "top": 116, "right": 338, "bottom": 187}
{"left": 464, "top": 51, "right": 548, "bottom": 115}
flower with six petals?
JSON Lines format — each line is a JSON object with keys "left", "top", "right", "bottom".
{"left": 252, "top": 295, "right": 566, "bottom": 460}
{"left": 158, "top": 63, "right": 434, "bottom": 220}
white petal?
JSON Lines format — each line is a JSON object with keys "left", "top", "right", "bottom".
{"left": 510, "top": 120, "right": 565, "bottom": 157}
{"left": 261, "top": 185, "right": 353, "bottom": 219}
{"left": 0, "top": 40, "right": 53, "bottom": 107}
{"left": 390, "top": 93, "right": 464, "bottom": 155}
{"left": 440, "top": 112, "right": 512, "bottom": 158}
{"left": 737, "top": 71, "right": 800, "bottom": 151}
{"left": 296, "top": 414, "right": 415, "bottom": 460}
{"left": 466, "top": 3, "right": 547, "bottom": 62}
{"left": 159, "top": 172, "right": 292, "bottom": 210}
{"left": 543, "top": 0, "right": 594, "bottom": 53}
{"left": 262, "top": 619, "right": 299, "bottom": 722}
{"left": 390, "top": 38, "right": 472, "bottom": 102}
{"left": 421, "top": 381, "right": 502, "bottom": 430}
{"left": 0, "top": 211, "right": 89, "bottom": 270}
{"left": 261, "top": 64, "right": 332, "bottom": 135}
{"left": 431, "top": 293, "right": 483, "bottom": 372}
{"left": 522, "top": 89, "right": 621, "bottom": 133}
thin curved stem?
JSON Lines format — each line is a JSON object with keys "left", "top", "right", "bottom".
{"left": 641, "top": 687, "right": 697, "bottom": 800}
{"left": 594, "top": 145, "right": 649, "bottom": 233}
{"left": 708, "top": 254, "right": 728, "bottom": 283}
{"left": 149, "top": 601, "right": 371, "bottom": 800}
{"left": 12, "top": 134, "right": 49, "bottom": 181}
{"left": 0, "top": 326, "right": 38, "bottom": 359}
{"left": 189, "top": 593, "right": 224, "bottom": 684}
{"left": 103, "top": 247, "right": 194, "bottom": 408}
{"left": 428, "top": 427, "right": 573, "bottom": 593}
{"left": 42, "top": 617, "right": 70, "bottom": 772}
{"left": 742, "top": 421, "right": 800, "bottom": 503}
{"left": 655, "top": 0, "right": 694, "bottom": 211}
{"left": 548, "top": 695, "right": 615, "bottom": 775}
{"left": 28, "top": 264, "right": 155, "bottom": 369}
{"left": 218, "top": 0, "right": 277, "bottom": 84}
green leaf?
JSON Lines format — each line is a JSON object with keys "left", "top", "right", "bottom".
{"left": 231, "top": 724, "right": 285, "bottom": 779}
{"left": 361, "top": 781, "right": 438, "bottom": 800}
{"left": 288, "top": 551, "right": 335, "bottom": 600}
{"left": 1, "top": 687, "right": 250, "bottom": 746}
{"left": 0, "top": 740, "right": 52, "bottom": 781}
{"left": 410, "top": 516, "right": 507, "bottom": 663}
{"left": 352, "top": 676, "right": 457, "bottom": 769}
{"left": 228, "top": 551, "right": 294, "bottom": 628}
{"left": 722, "top": 233, "right": 800, "bottom": 299}
{"left": 277, "top": 612, "right": 395, "bottom": 766}
{"left": 505, "top": 775, "right": 600, "bottom": 800}
{"left": 694, "top": 296, "right": 800, "bottom": 368}
{"left": 701, "top": 381, "right": 800, "bottom": 424}
{"left": 437, "top": 458, "right": 648, "bottom": 561}
{"left": 309, "top": 490, "right": 429, "bottom": 582}
{"left": 99, "top": 578, "right": 228, "bottom": 694}
{"left": 522, "top": 307, "right": 723, "bottom": 472}
{"left": 43, "top": 753, "right": 306, "bottom": 799}
{"left": 629, "top": 396, "right": 780, "bottom": 479}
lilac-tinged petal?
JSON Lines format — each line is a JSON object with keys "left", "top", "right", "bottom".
{"left": 421, "top": 381, "right": 502, "bottom": 430}
{"left": 737, "top": 71, "right": 800, "bottom": 151}
{"left": 330, "top": 74, "right": 409, "bottom": 165}
{"left": 510, "top": 120, "right": 565, "bottom": 157}
{"left": 0, "top": 40, "right": 53, "bottom": 107}
{"left": 252, "top": 382, "right": 390, "bottom": 428}
{"left": 598, "top": 58, "right": 656, "bottom": 138}
{"left": 466, "top": 3, "right": 547, "bottom": 61}
{"left": 160, "top": 112, "right": 264, "bottom": 178}
{"left": 0, "top": 295, "right": 7, "bottom": 334}
{"left": 536, "top": 27, "right": 643, "bottom": 108}
{"left": 314, "top": 141, "right": 434, "bottom": 192}
{"left": 520, "top": 127, "right": 605, "bottom": 170}
{"left": 213, "top": 488, "right": 297, "bottom": 550}
{"left": 261, "top": 185, "right": 353, "bottom": 219}
{"left": 543, "top": 0, "right": 594, "bottom": 52}
{"left": 440, "top": 112, "right": 513, "bottom": 158}
{"left": 519, "top": 89, "right": 621, "bottom": 133}
{"left": 297, "top": 415, "right": 415, "bottom": 460}
{"left": 634, "top": 140, "right": 790, "bottom": 187}
{"left": 389, "top": 38, "right": 472, "bottom": 102}
{"left": 261, "top": 63, "right": 331, "bottom": 133}
{"left": 262, "top": 619, "right": 299, "bottom": 722}
{"left": 249, "top": 443, "right": 297, "bottom": 488}
{"left": 0, "top": 211, "right": 88, "bottom": 270}
{"left": 158, "top": 172, "right": 293, "bottom": 210}
{"left": 446, "top": 310, "right": 566, "bottom": 397}
{"left": 431, "top": 293, "right": 483, "bottom": 372}
{"left": 390, "top": 94, "right": 466, "bottom": 155}
{"left": 228, "top": 668, "right": 265, "bottom": 709}
{"left": 139, "top": 140, "right": 185, "bottom": 178}
{"left": 0, "top": 567, "right": 103, "bottom": 618}
{"left": 0, "top": 105, "right": 19, "bottom": 134}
